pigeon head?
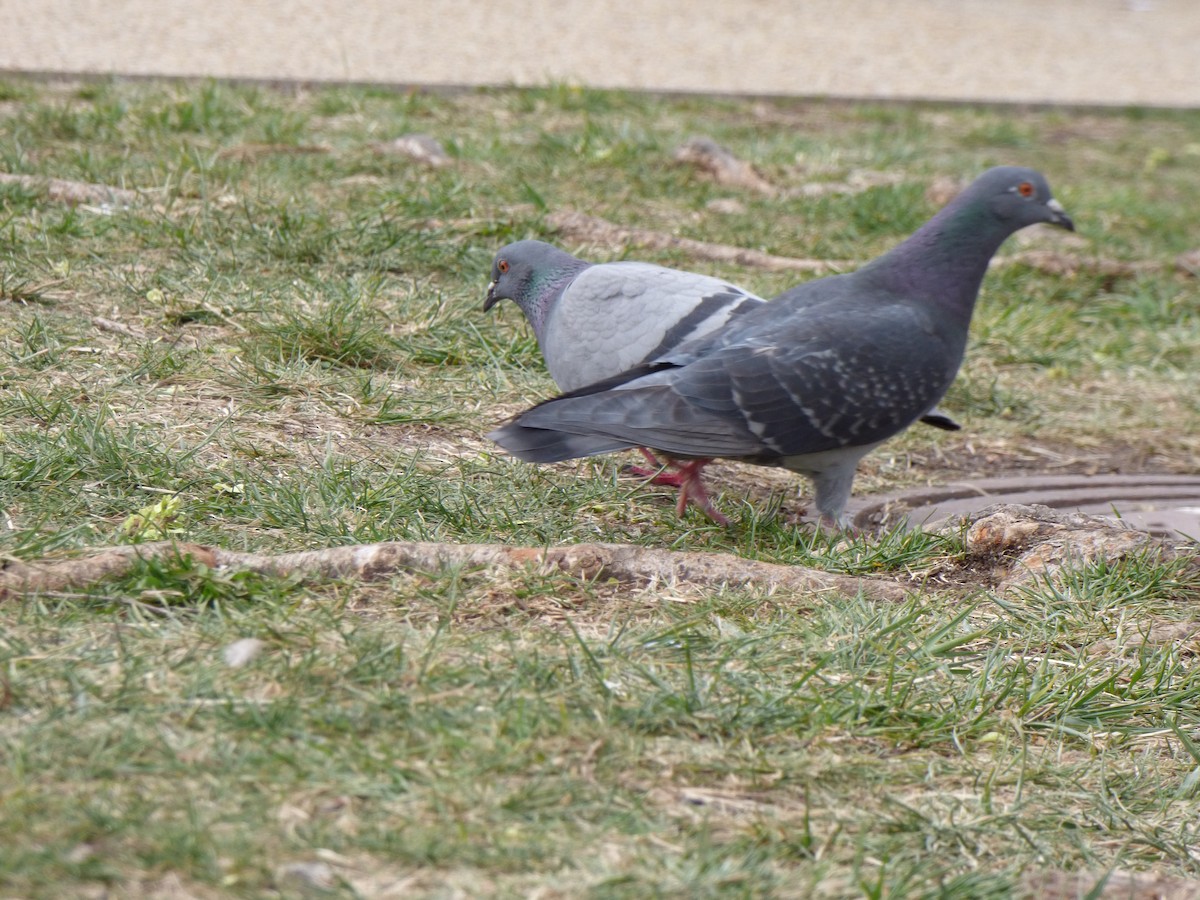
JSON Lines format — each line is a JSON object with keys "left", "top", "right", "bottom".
{"left": 482, "top": 240, "right": 590, "bottom": 337}
{"left": 864, "top": 165, "right": 1074, "bottom": 328}
{"left": 974, "top": 166, "right": 1074, "bottom": 232}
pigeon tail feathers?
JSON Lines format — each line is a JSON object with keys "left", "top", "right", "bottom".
{"left": 487, "top": 422, "right": 633, "bottom": 462}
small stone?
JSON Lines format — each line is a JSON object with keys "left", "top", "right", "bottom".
{"left": 1176, "top": 248, "right": 1200, "bottom": 277}
{"left": 275, "top": 861, "right": 336, "bottom": 894}
{"left": 1010, "top": 223, "right": 1090, "bottom": 250}
{"left": 925, "top": 175, "right": 966, "bottom": 207}
{"left": 223, "top": 638, "right": 265, "bottom": 668}
{"left": 674, "top": 137, "right": 775, "bottom": 195}
{"left": 705, "top": 198, "right": 746, "bottom": 215}
{"left": 376, "top": 133, "right": 451, "bottom": 167}
{"left": 65, "top": 842, "right": 96, "bottom": 864}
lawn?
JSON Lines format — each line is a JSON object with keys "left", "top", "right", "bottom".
{"left": 2, "top": 77, "right": 1200, "bottom": 897}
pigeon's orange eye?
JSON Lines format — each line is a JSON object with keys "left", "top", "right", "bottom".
{"left": 498, "top": 259, "right": 510, "bottom": 274}
{"left": 1017, "top": 181, "right": 1035, "bottom": 197}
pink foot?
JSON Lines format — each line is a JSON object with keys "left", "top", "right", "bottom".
{"left": 625, "top": 466, "right": 688, "bottom": 488}
{"left": 673, "top": 459, "right": 728, "bottom": 526}
{"left": 625, "top": 448, "right": 687, "bottom": 487}
{"left": 624, "top": 451, "right": 729, "bottom": 525}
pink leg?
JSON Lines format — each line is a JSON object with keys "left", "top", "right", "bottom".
{"left": 625, "top": 447, "right": 687, "bottom": 488}
{"left": 673, "top": 459, "right": 728, "bottom": 525}
{"left": 638, "top": 447, "right": 664, "bottom": 468}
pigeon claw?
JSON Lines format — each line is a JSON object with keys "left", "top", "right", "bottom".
{"left": 673, "top": 459, "right": 729, "bottom": 526}
{"left": 626, "top": 451, "right": 727, "bottom": 522}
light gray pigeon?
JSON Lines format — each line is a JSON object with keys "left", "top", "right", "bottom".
{"left": 483, "top": 242, "right": 962, "bottom": 441}
{"left": 484, "top": 241, "right": 764, "bottom": 393}
{"left": 484, "top": 242, "right": 775, "bottom": 486}
{"left": 488, "top": 167, "right": 1073, "bottom": 527}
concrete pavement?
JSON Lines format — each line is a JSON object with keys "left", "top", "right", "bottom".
{"left": 1, "top": 0, "right": 1198, "bottom": 107}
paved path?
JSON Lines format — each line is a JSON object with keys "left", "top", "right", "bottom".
{"left": 1, "top": 0, "right": 1197, "bottom": 107}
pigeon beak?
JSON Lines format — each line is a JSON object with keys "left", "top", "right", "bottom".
{"left": 483, "top": 281, "right": 500, "bottom": 312}
{"left": 1045, "top": 198, "right": 1074, "bottom": 232}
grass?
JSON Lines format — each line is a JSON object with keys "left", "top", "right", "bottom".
{"left": 1, "top": 77, "right": 1200, "bottom": 896}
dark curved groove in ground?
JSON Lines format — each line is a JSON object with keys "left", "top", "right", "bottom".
{"left": 853, "top": 474, "right": 1200, "bottom": 539}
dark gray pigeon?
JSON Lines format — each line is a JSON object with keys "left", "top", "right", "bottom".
{"left": 488, "top": 167, "right": 1073, "bottom": 527}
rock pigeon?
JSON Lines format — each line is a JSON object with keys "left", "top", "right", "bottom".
{"left": 483, "top": 240, "right": 764, "bottom": 393}
{"left": 488, "top": 167, "right": 1073, "bottom": 527}
{"left": 484, "top": 241, "right": 788, "bottom": 487}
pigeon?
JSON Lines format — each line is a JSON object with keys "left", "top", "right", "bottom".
{"left": 482, "top": 241, "right": 962, "bottom": 461}
{"left": 487, "top": 167, "right": 1073, "bottom": 527}
{"left": 483, "top": 240, "right": 764, "bottom": 393}
{"left": 484, "top": 241, "right": 776, "bottom": 483}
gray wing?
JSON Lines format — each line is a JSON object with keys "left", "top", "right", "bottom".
{"left": 491, "top": 301, "right": 956, "bottom": 463}
{"left": 541, "top": 262, "right": 763, "bottom": 391}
